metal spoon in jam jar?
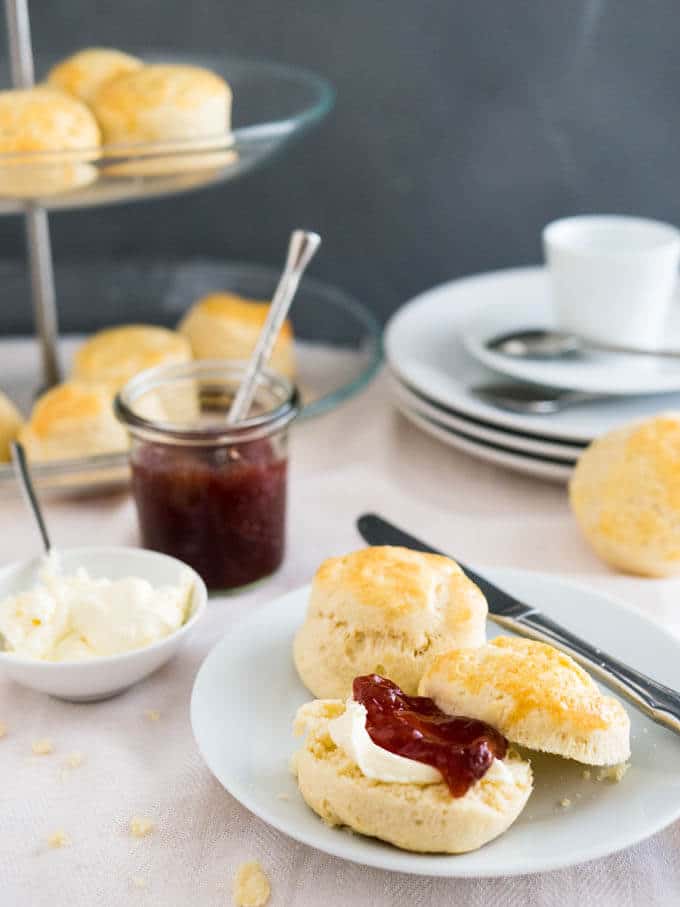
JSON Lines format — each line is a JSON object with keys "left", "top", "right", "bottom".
{"left": 227, "top": 229, "right": 321, "bottom": 423}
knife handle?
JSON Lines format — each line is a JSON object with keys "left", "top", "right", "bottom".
{"left": 493, "top": 611, "right": 680, "bottom": 736}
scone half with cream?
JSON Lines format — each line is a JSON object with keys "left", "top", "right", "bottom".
{"left": 420, "top": 636, "right": 631, "bottom": 766}
{"left": 294, "top": 546, "right": 487, "bottom": 699}
{"left": 293, "top": 674, "right": 533, "bottom": 854}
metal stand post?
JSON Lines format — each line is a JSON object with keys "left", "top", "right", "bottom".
{"left": 4, "top": 0, "right": 61, "bottom": 388}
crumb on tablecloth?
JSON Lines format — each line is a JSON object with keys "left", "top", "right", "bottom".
{"left": 48, "top": 830, "right": 70, "bottom": 849}
{"left": 559, "top": 798, "right": 571, "bottom": 808}
{"left": 32, "top": 739, "right": 54, "bottom": 755}
{"left": 131, "top": 876, "right": 147, "bottom": 889}
{"left": 129, "top": 817, "right": 154, "bottom": 838}
{"left": 65, "top": 752, "right": 83, "bottom": 768}
{"left": 144, "top": 710, "right": 161, "bottom": 722}
{"left": 232, "top": 861, "right": 271, "bottom": 907}
{"left": 0, "top": 720, "right": 7, "bottom": 738}
{"left": 582, "top": 769, "right": 591, "bottom": 781}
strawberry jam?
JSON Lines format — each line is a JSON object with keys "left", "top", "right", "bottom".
{"left": 130, "top": 438, "right": 287, "bottom": 590}
{"left": 352, "top": 674, "right": 508, "bottom": 797}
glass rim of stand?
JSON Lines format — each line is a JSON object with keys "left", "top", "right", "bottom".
{"left": 115, "top": 359, "right": 300, "bottom": 447}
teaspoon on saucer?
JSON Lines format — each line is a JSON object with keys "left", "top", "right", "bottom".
{"left": 487, "top": 328, "right": 680, "bottom": 360}
{"left": 470, "top": 382, "right": 602, "bottom": 415}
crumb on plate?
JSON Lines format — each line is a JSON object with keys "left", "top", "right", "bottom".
{"left": 0, "top": 721, "right": 7, "bottom": 738}
{"left": 597, "top": 763, "right": 630, "bottom": 783}
{"left": 48, "top": 830, "right": 70, "bottom": 849}
{"left": 131, "top": 876, "right": 147, "bottom": 889}
{"left": 232, "top": 860, "right": 271, "bottom": 907}
{"left": 559, "top": 798, "right": 571, "bottom": 808}
{"left": 130, "top": 816, "right": 154, "bottom": 838}
{"left": 65, "top": 752, "right": 83, "bottom": 768}
{"left": 32, "top": 739, "right": 54, "bottom": 755}
{"left": 276, "top": 792, "right": 290, "bottom": 801}
{"left": 144, "top": 710, "right": 161, "bottom": 722}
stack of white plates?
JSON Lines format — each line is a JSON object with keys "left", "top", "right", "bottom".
{"left": 385, "top": 266, "right": 680, "bottom": 482}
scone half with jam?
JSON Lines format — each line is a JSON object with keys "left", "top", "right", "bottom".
{"left": 420, "top": 637, "right": 631, "bottom": 766}
{"left": 293, "top": 675, "right": 533, "bottom": 854}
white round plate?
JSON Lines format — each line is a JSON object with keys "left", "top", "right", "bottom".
{"left": 385, "top": 267, "right": 680, "bottom": 443}
{"left": 191, "top": 573, "right": 680, "bottom": 877}
{"left": 390, "top": 372, "right": 582, "bottom": 461}
{"left": 394, "top": 397, "right": 573, "bottom": 483}
{"left": 462, "top": 285, "right": 680, "bottom": 396}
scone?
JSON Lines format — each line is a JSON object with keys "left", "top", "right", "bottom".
{"left": 293, "top": 696, "right": 533, "bottom": 854}
{"left": 178, "top": 292, "right": 295, "bottom": 380}
{"left": 293, "top": 546, "right": 487, "bottom": 698}
{"left": 19, "top": 381, "right": 128, "bottom": 462}
{"left": 92, "top": 64, "right": 233, "bottom": 176}
{"left": 0, "top": 390, "right": 23, "bottom": 461}
{"left": 72, "top": 324, "right": 192, "bottom": 393}
{"left": 47, "top": 47, "right": 142, "bottom": 104}
{"left": 420, "top": 636, "right": 630, "bottom": 765}
{"left": 0, "top": 87, "right": 100, "bottom": 196}
{"left": 570, "top": 414, "right": 680, "bottom": 576}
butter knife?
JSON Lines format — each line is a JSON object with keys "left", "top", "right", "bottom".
{"left": 357, "top": 513, "right": 680, "bottom": 737}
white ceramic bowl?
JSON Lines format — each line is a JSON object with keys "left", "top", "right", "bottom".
{"left": 0, "top": 546, "right": 207, "bottom": 701}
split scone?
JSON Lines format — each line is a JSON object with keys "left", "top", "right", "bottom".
{"left": 420, "top": 637, "right": 631, "bottom": 765}
{"left": 178, "top": 292, "right": 296, "bottom": 380}
{"left": 0, "top": 391, "right": 23, "bottom": 461}
{"left": 18, "top": 381, "right": 128, "bottom": 462}
{"left": 293, "top": 678, "right": 533, "bottom": 854}
{"left": 294, "top": 546, "right": 487, "bottom": 699}
{"left": 47, "top": 47, "right": 143, "bottom": 104}
{"left": 0, "top": 87, "right": 100, "bottom": 196}
{"left": 72, "top": 324, "right": 192, "bottom": 393}
{"left": 570, "top": 414, "right": 680, "bottom": 577}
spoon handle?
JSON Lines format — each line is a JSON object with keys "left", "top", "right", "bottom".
{"left": 588, "top": 339, "right": 680, "bottom": 358}
{"left": 10, "top": 441, "right": 51, "bottom": 554}
{"left": 227, "top": 230, "right": 321, "bottom": 424}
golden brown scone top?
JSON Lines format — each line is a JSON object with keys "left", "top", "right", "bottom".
{"left": 47, "top": 48, "right": 143, "bottom": 104}
{"left": 0, "top": 87, "right": 101, "bottom": 153}
{"left": 183, "top": 292, "right": 294, "bottom": 338}
{"left": 73, "top": 324, "right": 192, "bottom": 392}
{"left": 314, "top": 545, "right": 486, "bottom": 622}
{"left": 92, "top": 64, "right": 230, "bottom": 116}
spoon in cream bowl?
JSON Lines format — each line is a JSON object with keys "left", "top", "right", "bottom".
{"left": 0, "top": 443, "right": 207, "bottom": 700}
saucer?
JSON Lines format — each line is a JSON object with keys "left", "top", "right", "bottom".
{"left": 461, "top": 278, "right": 680, "bottom": 396}
{"left": 385, "top": 267, "right": 680, "bottom": 443}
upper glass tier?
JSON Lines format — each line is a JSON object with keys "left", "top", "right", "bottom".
{"left": 0, "top": 53, "right": 334, "bottom": 213}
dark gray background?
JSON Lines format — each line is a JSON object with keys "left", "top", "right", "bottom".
{"left": 1, "top": 0, "right": 679, "bottom": 331}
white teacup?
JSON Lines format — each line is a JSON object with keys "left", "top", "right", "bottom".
{"left": 543, "top": 215, "right": 680, "bottom": 349}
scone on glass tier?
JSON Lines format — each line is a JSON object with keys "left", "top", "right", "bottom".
{"left": 293, "top": 675, "right": 533, "bottom": 854}
{"left": 178, "top": 292, "right": 295, "bottom": 380}
{"left": 18, "top": 381, "right": 128, "bottom": 462}
{"left": 0, "top": 86, "right": 100, "bottom": 196}
{"left": 420, "top": 636, "right": 630, "bottom": 766}
{"left": 91, "top": 63, "right": 234, "bottom": 176}
{"left": 47, "top": 47, "right": 143, "bottom": 104}
{"left": 0, "top": 391, "right": 23, "bottom": 462}
{"left": 570, "top": 413, "right": 680, "bottom": 577}
{"left": 294, "top": 546, "right": 487, "bottom": 699}
{"left": 73, "top": 324, "right": 192, "bottom": 393}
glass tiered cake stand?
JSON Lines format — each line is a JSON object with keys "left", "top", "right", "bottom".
{"left": 0, "top": 2, "right": 381, "bottom": 494}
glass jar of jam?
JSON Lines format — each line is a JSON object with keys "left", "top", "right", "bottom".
{"left": 115, "top": 360, "right": 298, "bottom": 591}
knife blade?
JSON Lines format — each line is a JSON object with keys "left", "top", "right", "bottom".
{"left": 357, "top": 513, "right": 680, "bottom": 737}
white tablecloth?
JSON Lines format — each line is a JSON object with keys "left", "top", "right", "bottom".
{"left": 2, "top": 370, "right": 680, "bottom": 906}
